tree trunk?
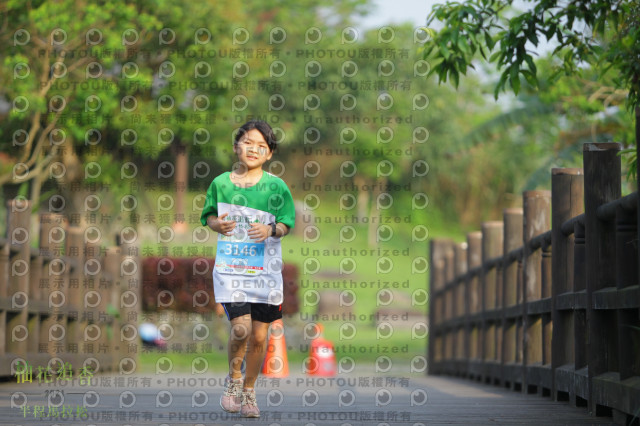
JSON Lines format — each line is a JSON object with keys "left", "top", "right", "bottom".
{"left": 367, "top": 177, "right": 385, "bottom": 247}
{"left": 354, "top": 174, "right": 368, "bottom": 221}
{"left": 173, "top": 142, "right": 188, "bottom": 234}
{"left": 29, "top": 173, "right": 44, "bottom": 212}
{"left": 636, "top": 106, "right": 640, "bottom": 290}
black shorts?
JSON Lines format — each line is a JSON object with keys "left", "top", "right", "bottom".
{"left": 222, "top": 302, "right": 282, "bottom": 323}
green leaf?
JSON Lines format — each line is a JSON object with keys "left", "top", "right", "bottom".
{"left": 524, "top": 54, "right": 537, "bottom": 75}
{"left": 422, "top": 27, "right": 436, "bottom": 39}
{"left": 611, "top": 11, "right": 619, "bottom": 34}
{"left": 457, "top": 38, "right": 470, "bottom": 55}
{"left": 495, "top": 70, "right": 509, "bottom": 99}
{"left": 423, "top": 44, "right": 435, "bottom": 58}
{"left": 543, "top": 23, "right": 556, "bottom": 39}
{"left": 458, "top": 58, "right": 468, "bottom": 74}
{"left": 510, "top": 66, "right": 520, "bottom": 95}
{"left": 440, "top": 43, "right": 451, "bottom": 60}
{"left": 479, "top": 45, "right": 487, "bottom": 60}
{"left": 485, "top": 31, "right": 495, "bottom": 50}
{"left": 521, "top": 70, "right": 538, "bottom": 87}
{"left": 451, "top": 67, "right": 460, "bottom": 87}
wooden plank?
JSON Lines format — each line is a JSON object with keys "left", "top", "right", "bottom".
{"left": 0, "top": 372, "right": 618, "bottom": 425}
{"left": 6, "top": 200, "right": 32, "bottom": 359}
{"left": 575, "top": 367, "right": 589, "bottom": 401}
{"left": 555, "top": 292, "right": 574, "bottom": 311}
{"left": 481, "top": 221, "right": 503, "bottom": 381}
{"left": 583, "top": 143, "right": 622, "bottom": 414}
{"left": 591, "top": 285, "right": 640, "bottom": 310}
{"left": 551, "top": 168, "right": 584, "bottom": 402}
{"left": 466, "top": 312, "right": 483, "bottom": 325}
{"left": 429, "top": 239, "right": 449, "bottom": 374}
{"left": 503, "top": 362, "right": 524, "bottom": 389}
{"left": 554, "top": 363, "right": 574, "bottom": 393}
{"left": 483, "top": 308, "right": 502, "bottom": 323}
{"left": 525, "top": 364, "right": 552, "bottom": 395}
{"left": 522, "top": 190, "right": 551, "bottom": 396}
{"left": 527, "top": 298, "right": 552, "bottom": 316}
{"left": 574, "top": 290, "right": 587, "bottom": 310}
{"left": 504, "top": 305, "right": 521, "bottom": 319}
{"left": 592, "top": 372, "right": 640, "bottom": 418}
{"left": 501, "top": 209, "right": 523, "bottom": 385}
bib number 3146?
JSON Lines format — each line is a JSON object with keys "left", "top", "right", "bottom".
{"left": 215, "top": 241, "right": 265, "bottom": 275}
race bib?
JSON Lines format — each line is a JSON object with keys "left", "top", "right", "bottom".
{"left": 215, "top": 240, "right": 265, "bottom": 275}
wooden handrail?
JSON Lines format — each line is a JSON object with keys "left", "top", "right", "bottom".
{"left": 0, "top": 206, "right": 140, "bottom": 378}
{"left": 428, "top": 143, "right": 639, "bottom": 422}
{"left": 560, "top": 213, "right": 584, "bottom": 236}
{"left": 596, "top": 190, "right": 638, "bottom": 220}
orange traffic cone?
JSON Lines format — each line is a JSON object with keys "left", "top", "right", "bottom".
{"left": 261, "top": 319, "right": 289, "bottom": 378}
{"left": 307, "top": 323, "right": 337, "bottom": 377}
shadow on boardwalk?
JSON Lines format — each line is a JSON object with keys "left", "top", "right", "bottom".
{"left": 0, "top": 369, "right": 614, "bottom": 425}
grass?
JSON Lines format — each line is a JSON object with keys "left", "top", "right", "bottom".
{"left": 136, "top": 323, "right": 424, "bottom": 374}
{"left": 135, "top": 186, "right": 468, "bottom": 372}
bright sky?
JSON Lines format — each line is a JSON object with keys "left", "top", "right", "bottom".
{"left": 355, "top": 0, "right": 440, "bottom": 30}
{"left": 356, "top": 0, "right": 555, "bottom": 54}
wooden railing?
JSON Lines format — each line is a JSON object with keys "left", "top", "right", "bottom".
{"left": 429, "top": 143, "right": 640, "bottom": 422}
{"left": 0, "top": 199, "right": 141, "bottom": 377}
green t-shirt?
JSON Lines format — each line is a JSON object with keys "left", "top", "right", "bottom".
{"left": 200, "top": 171, "right": 295, "bottom": 304}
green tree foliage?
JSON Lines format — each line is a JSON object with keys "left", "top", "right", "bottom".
{"left": 422, "top": 0, "right": 639, "bottom": 108}
{"left": 455, "top": 58, "right": 633, "bottom": 189}
{"left": 0, "top": 0, "right": 242, "bottom": 216}
{"left": 421, "top": 0, "right": 639, "bottom": 186}
{"left": 0, "top": 0, "right": 369, "bottom": 222}
{"left": 1, "top": 0, "right": 499, "bottom": 234}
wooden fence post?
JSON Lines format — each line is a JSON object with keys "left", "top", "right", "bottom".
{"left": 573, "top": 220, "right": 588, "bottom": 406}
{"left": 481, "top": 221, "right": 503, "bottom": 384}
{"left": 111, "top": 231, "right": 141, "bottom": 374}
{"left": 0, "top": 224, "right": 7, "bottom": 365}
{"left": 636, "top": 106, "right": 640, "bottom": 317}
{"left": 122, "top": 236, "right": 142, "bottom": 373}
{"left": 429, "top": 239, "right": 448, "bottom": 373}
{"left": 424, "top": 139, "right": 637, "bottom": 420}
{"left": 66, "top": 227, "right": 84, "bottom": 368}
{"left": 454, "top": 242, "right": 468, "bottom": 369}
{"left": 104, "top": 246, "right": 120, "bottom": 373}
{"left": 502, "top": 208, "right": 523, "bottom": 389}
{"left": 444, "top": 241, "right": 455, "bottom": 367}
{"left": 444, "top": 242, "right": 455, "bottom": 322}
{"left": 583, "top": 142, "right": 621, "bottom": 415}
{"left": 83, "top": 228, "right": 102, "bottom": 375}
{"left": 6, "top": 199, "right": 32, "bottom": 370}
{"left": 550, "top": 168, "right": 584, "bottom": 404}
{"left": 466, "top": 231, "right": 482, "bottom": 376}
{"left": 522, "top": 190, "right": 551, "bottom": 394}
{"left": 38, "top": 213, "right": 67, "bottom": 367}
{"left": 615, "top": 203, "right": 639, "bottom": 382}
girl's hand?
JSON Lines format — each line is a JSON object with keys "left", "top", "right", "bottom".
{"left": 208, "top": 213, "right": 236, "bottom": 236}
{"left": 248, "top": 223, "right": 271, "bottom": 242}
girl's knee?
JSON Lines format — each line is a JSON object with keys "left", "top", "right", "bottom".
{"left": 230, "top": 322, "right": 251, "bottom": 341}
{"left": 251, "top": 325, "right": 269, "bottom": 345}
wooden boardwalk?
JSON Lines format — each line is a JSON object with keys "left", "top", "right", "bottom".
{"left": 0, "top": 371, "right": 615, "bottom": 425}
{"left": 429, "top": 144, "right": 640, "bottom": 423}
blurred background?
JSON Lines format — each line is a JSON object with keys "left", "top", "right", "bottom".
{"left": 0, "top": 0, "right": 635, "bottom": 375}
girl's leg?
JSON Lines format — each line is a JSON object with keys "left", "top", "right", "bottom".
{"left": 228, "top": 314, "right": 252, "bottom": 379}
{"left": 243, "top": 320, "right": 270, "bottom": 388}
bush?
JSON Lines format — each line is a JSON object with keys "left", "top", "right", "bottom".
{"left": 142, "top": 257, "right": 299, "bottom": 315}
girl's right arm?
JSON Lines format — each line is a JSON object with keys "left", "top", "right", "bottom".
{"left": 206, "top": 212, "right": 236, "bottom": 236}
